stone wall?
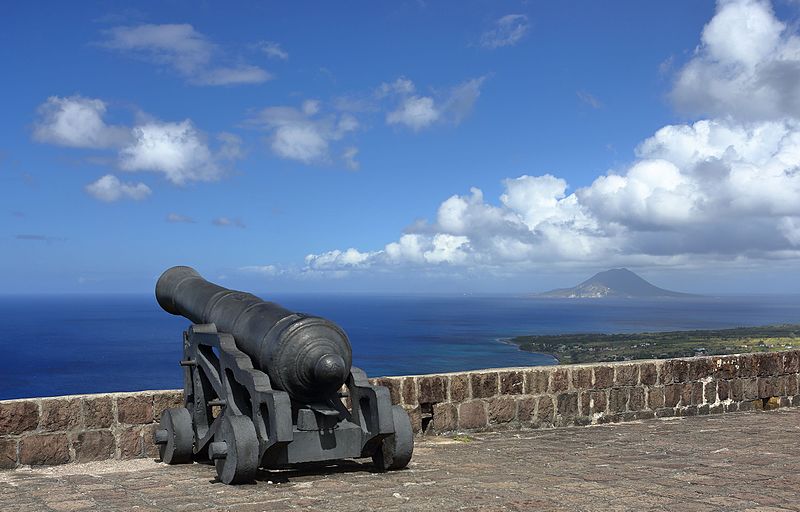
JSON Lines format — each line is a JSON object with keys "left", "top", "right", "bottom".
{"left": 1, "top": 350, "right": 798, "bottom": 468}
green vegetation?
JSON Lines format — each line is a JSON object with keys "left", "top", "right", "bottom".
{"left": 509, "top": 324, "right": 800, "bottom": 364}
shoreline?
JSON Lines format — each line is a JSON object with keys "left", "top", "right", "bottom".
{"left": 507, "top": 324, "right": 800, "bottom": 365}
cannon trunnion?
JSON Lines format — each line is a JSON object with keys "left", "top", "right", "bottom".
{"left": 153, "top": 266, "right": 413, "bottom": 484}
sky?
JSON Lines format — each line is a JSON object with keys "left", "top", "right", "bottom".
{"left": 2, "top": 0, "right": 800, "bottom": 294}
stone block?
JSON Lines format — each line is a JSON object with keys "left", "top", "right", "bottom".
{"left": 40, "top": 398, "right": 80, "bottom": 432}
{"left": 0, "top": 400, "right": 39, "bottom": 435}
{"left": 116, "top": 395, "right": 153, "bottom": 425}
{"left": 142, "top": 423, "right": 161, "bottom": 458}
{"left": 664, "top": 384, "right": 681, "bottom": 408}
{"left": 589, "top": 390, "right": 607, "bottom": 414}
{"left": 571, "top": 368, "right": 592, "bottom": 390}
{"left": 703, "top": 381, "right": 717, "bottom": 404}
{"left": 516, "top": 396, "right": 536, "bottom": 423}
{"left": 614, "top": 364, "right": 639, "bottom": 387}
{"left": 628, "top": 387, "right": 645, "bottom": 411}
{"left": 764, "top": 397, "right": 781, "bottom": 410}
{"left": 458, "top": 401, "right": 487, "bottom": 430}
{"left": 784, "top": 374, "right": 799, "bottom": 396}
{"left": 783, "top": 351, "right": 800, "bottom": 374}
{"left": 401, "top": 377, "right": 417, "bottom": 406}
{"left": 592, "top": 366, "right": 614, "bottom": 389}
{"left": 556, "top": 393, "right": 578, "bottom": 423}
{"left": 153, "top": 391, "right": 185, "bottom": 421}
{"left": 73, "top": 430, "right": 114, "bottom": 462}
{"left": 737, "top": 354, "right": 757, "bottom": 378}
{"left": 708, "top": 404, "right": 723, "bottom": 414}
{"left": 405, "top": 406, "right": 422, "bottom": 434}
{"left": 648, "top": 387, "right": 665, "bottom": 409}
{"left": 758, "top": 377, "right": 780, "bottom": 398}
{"left": 499, "top": 371, "right": 524, "bottom": 395}
{"left": 418, "top": 376, "right": 447, "bottom": 404}
{"left": 713, "top": 356, "right": 738, "bottom": 380}
{"left": 117, "top": 427, "right": 143, "bottom": 458}
{"left": 639, "top": 363, "right": 658, "bottom": 386}
{"left": 536, "top": 396, "right": 554, "bottom": 425}
{"left": 470, "top": 372, "right": 498, "bottom": 399}
{"left": 488, "top": 397, "right": 516, "bottom": 424}
{"left": 664, "top": 359, "right": 690, "bottom": 384}
{"left": 608, "top": 388, "right": 627, "bottom": 413}
{"left": 718, "top": 380, "right": 730, "bottom": 401}
{"left": 758, "top": 353, "right": 783, "bottom": 377}
{"left": 0, "top": 438, "right": 17, "bottom": 469}
{"left": 742, "top": 378, "right": 758, "bottom": 400}
{"left": 688, "top": 358, "right": 714, "bottom": 381}
{"left": 655, "top": 408, "right": 675, "bottom": 418}
{"left": 432, "top": 403, "right": 458, "bottom": 432}
{"left": 83, "top": 396, "right": 113, "bottom": 429}
{"left": 549, "top": 368, "right": 570, "bottom": 393}
{"left": 524, "top": 370, "right": 549, "bottom": 394}
{"left": 19, "top": 433, "right": 69, "bottom": 465}
{"left": 449, "top": 374, "right": 469, "bottom": 402}
{"left": 697, "top": 404, "right": 710, "bottom": 415}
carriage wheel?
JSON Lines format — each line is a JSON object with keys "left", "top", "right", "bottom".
{"left": 373, "top": 405, "right": 414, "bottom": 471}
{"left": 154, "top": 407, "right": 194, "bottom": 464}
{"left": 210, "top": 414, "right": 259, "bottom": 484}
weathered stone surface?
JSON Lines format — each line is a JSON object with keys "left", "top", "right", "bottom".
{"left": 458, "top": 401, "right": 487, "bottom": 429}
{"left": 628, "top": 387, "right": 645, "bottom": 411}
{"left": 704, "top": 381, "right": 717, "bottom": 404}
{"left": 592, "top": 366, "right": 614, "bottom": 389}
{"left": 647, "top": 387, "right": 665, "bottom": 409}
{"left": 0, "top": 438, "right": 17, "bottom": 469}
{"left": 549, "top": 368, "right": 570, "bottom": 393}
{"left": 153, "top": 391, "right": 184, "bottom": 420}
{"left": 783, "top": 351, "right": 800, "bottom": 374}
{"left": 448, "top": 374, "right": 469, "bottom": 402}
{"left": 608, "top": 388, "right": 627, "bottom": 413}
{"left": 524, "top": 370, "right": 549, "bottom": 394}
{"left": 401, "top": 377, "right": 417, "bottom": 405}
{"left": 116, "top": 427, "right": 143, "bottom": 458}
{"left": 488, "top": 397, "right": 516, "bottom": 424}
{"left": 742, "top": 378, "right": 759, "bottom": 400}
{"left": 718, "top": 379, "right": 730, "bottom": 401}
{"left": 432, "top": 403, "right": 457, "bottom": 432}
{"left": 536, "top": 396, "right": 554, "bottom": 425}
{"left": 556, "top": 393, "right": 578, "bottom": 424}
{"left": 737, "top": 354, "right": 757, "bottom": 378}
{"left": 470, "top": 372, "right": 498, "bottom": 399}
{"left": 19, "top": 433, "right": 69, "bottom": 465}
{"left": 688, "top": 358, "right": 714, "bottom": 381}
{"left": 142, "top": 423, "right": 161, "bottom": 458}
{"left": 405, "top": 406, "right": 422, "bottom": 434}
{"left": 418, "top": 376, "right": 447, "bottom": 404}
{"left": 0, "top": 400, "right": 39, "bottom": 435}
{"left": 758, "top": 352, "right": 783, "bottom": 377}
{"left": 73, "top": 430, "right": 114, "bottom": 463}
{"left": 499, "top": 371, "right": 524, "bottom": 395}
{"left": 571, "top": 367, "right": 592, "bottom": 389}
{"left": 639, "top": 363, "right": 658, "bottom": 386}
{"left": 784, "top": 374, "right": 799, "bottom": 396}
{"left": 614, "top": 365, "right": 639, "bottom": 387}
{"left": 40, "top": 398, "right": 80, "bottom": 432}
{"left": 116, "top": 395, "right": 153, "bottom": 425}
{"left": 714, "top": 356, "right": 738, "bottom": 380}
{"left": 758, "top": 376, "right": 781, "bottom": 398}
{"left": 82, "top": 396, "right": 113, "bottom": 429}
{"left": 664, "top": 384, "right": 681, "bottom": 408}
{"left": 664, "top": 359, "right": 690, "bottom": 384}
{"left": 589, "top": 390, "right": 607, "bottom": 414}
{"left": 516, "top": 396, "right": 536, "bottom": 423}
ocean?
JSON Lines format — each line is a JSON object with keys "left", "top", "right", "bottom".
{"left": 1, "top": 293, "right": 799, "bottom": 400}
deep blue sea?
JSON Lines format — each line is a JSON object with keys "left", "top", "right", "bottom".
{"left": 2, "top": 293, "right": 799, "bottom": 400}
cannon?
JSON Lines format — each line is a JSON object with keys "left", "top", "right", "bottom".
{"left": 153, "top": 266, "right": 413, "bottom": 484}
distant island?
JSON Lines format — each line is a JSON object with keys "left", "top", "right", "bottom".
{"left": 539, "top": 268, "right": 696, "bottom": 299}
{"left": 509, "top": 324, "right": 800, "bottom": 364}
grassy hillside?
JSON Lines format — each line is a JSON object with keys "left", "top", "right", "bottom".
{"left": 509, "top": 324, "right": 800, "bottom": 364}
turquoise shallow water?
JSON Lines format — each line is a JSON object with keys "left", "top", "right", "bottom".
{"left": 1, "top": 293, "right": 799, "bottom": 399}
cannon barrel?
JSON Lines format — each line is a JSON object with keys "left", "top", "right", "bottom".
{"left": 156, "top": 266, "right": 352, "bottom": 402}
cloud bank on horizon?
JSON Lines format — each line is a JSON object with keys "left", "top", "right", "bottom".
{"left": 293, "top": 0, "right": 800, "bottom": 276}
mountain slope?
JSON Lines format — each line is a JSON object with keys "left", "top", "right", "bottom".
{"left": 540, "top": 268, "right": 695, "bottom": 298}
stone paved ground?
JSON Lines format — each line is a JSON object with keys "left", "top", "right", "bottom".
{"left": 1, "top": 408, "right": 799, "bottom": 512}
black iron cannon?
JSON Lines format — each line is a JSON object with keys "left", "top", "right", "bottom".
{"left": 153, "top": 266, "right": 413, "bottom": 484}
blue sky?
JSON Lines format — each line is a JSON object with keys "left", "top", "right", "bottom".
{"left": 2, "top": 0, "right": 800, "bottom": 294}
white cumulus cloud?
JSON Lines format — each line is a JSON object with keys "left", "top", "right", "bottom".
{"left": 249, "top": 100, "right": 358, "bottom": 165}
{"left": 85, "top": 174, "right": 151, "bottom": 202}
{"left": 33, "top": 96, "right": 130, "bottom": 149}
{"left": 384, "top": 76, "right": 486, "bottom": 131}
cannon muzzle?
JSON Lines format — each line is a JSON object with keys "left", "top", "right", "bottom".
{"left": 156, "top": 266, "right": 352, "bottom": 402}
